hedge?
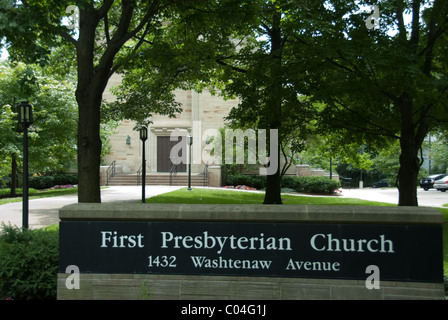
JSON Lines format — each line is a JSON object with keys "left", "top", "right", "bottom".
{"left": 0, "top": 188, "right": 38, "bottom": 198}
{"left": 224, "top": 174, "right": 267, "bottom": 190}
{"left": 29, "top": 174, "right": 78, "bottom": 190}
{"left": 0, "top": 224, "right": 59, "bottom": 300}
{"left": 225, "top": 174, "right": 340, "bottom": 194}
{"left": 287, "top": 176, "right": 340, "bottom": 194}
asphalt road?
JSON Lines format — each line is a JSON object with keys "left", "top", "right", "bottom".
{"left": 341, "top": 187, "right": 448, "bottom": 208}
{"left": 0, "top": 186, "right": 446, "bottom": 230}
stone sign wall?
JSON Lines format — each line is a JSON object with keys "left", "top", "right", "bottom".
{"left": 57, "top": 204, "right": 445, "bottom": 300}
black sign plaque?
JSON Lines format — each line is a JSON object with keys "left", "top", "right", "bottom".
{"left": 59, "top": 221, "right": 443, "bottom": 283}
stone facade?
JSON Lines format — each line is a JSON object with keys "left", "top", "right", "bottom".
{"left": 57, "top": 273, "right": 444, "bottom": 300}
{"left": 102, "top": 74, "right": 238, "bottom": 175}
{"left": 101, "top": 76, "right": 338, "bottom": 183}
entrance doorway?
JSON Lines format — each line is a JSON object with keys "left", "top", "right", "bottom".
{"left": 157, "top": 136, "right": 187, "bottom": 172}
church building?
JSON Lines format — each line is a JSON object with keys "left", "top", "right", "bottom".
{"left": 101, "top": 74, "right": 238, "bottom": 186}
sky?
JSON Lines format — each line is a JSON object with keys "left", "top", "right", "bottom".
{"left": 0, "top": 48, "right": 8, "bottom": 61}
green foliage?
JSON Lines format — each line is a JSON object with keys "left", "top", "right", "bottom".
{"left": 298, "top": 133, "right": 375, "bottom": 172}
{"left": 0, "top": 62, "right": 78, "bottom": 176}
{"left": 28, "top": 174, "right": 78, "bottom": 189}
{"left": 225, "top": 174, "right": 340, "bottom": 195}
{"left": 0, "top": 224, "right": 59, "bottom": 300}
{"left": 426, "top": 134, "right": 448, "bottom": 174}
{"left": 104, "top": 1, "right": 247, "bottom": 125}
{"left": 336, "top": 163, "right": 386, "bottom": 188}
{"left": 100, "top": 120, "right": 120, "bottom": 163}
{"left": 287, "top": 176, "right": 340, "bottom": 195}
{"left": 304, "top": 0, "right": 448, "bottom": 205}
{"left": 225, "top": 174, "right": 266, "bottom": 190}
{"left": 0, "top": 188, "right": 38, "bottom": 198}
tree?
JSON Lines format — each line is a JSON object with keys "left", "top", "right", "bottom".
{"left": 109, "top": 0, "right": 322, "bottom": 204}
{"left": 105, "top": 1, "right": 257, "bottom": 123}
{"left": 302, "top": 0, "right": 448, "bottom": 206}
{"left": 203, "top": 0, "right": 316, "bottom": 204}
{"left": 0, "top": 0, "right": 211, "bottom": 202}
{"left": 0, "top": 62, "right": 77, "bottom": 195}
{"left": 297, "top": 133, "right": 374, "bottom": 173}
{"left": 426, "top": 133, "right": 448, "bottom": 174}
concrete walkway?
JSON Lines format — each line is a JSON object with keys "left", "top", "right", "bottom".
{"left": 0, "top": 186, "right": 183, "bottom": 230}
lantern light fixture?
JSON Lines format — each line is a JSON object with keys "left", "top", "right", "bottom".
{"left": 18, "top": 101, "right": 33, "bottom": 127}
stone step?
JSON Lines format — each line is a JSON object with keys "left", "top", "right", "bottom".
{"left": 107, "top": 174, "right": 207, "bottom": 186}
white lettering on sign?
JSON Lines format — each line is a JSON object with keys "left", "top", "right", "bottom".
{"left": 190, "top": 256, "right": 272, "bottom": 270}
{"left": 285, "top": 259, "right": 341, "bottom": 272}
{"left": 310, "top": 233, "right": 394, "bottom": 253}
{"left": 160, "top": 231, "right": 292, "bottom": 254}
{"left": 100, "top": 231, "right": 145, "bottom": 248}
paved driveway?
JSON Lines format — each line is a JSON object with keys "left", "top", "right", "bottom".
{"left": 0, "top": 186, "right": 183, "bottom": 230}
{"left": 340, "top": 187, "right": 448, "bottom": 208}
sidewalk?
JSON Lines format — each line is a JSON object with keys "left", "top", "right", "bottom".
{"left": 0, "top": 186, "right": 183, "bottom": 230}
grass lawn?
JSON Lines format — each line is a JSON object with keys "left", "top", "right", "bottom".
{"left": 147, "top": 187, "right": 448, "bottom": 278}
{"left": 145, "top": 187, "right": 395, "bottom": 206}
{"left": 0, "top": 187, "right": 79, "bottom": 205}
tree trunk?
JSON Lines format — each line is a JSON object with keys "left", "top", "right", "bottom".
{"left": 75, "top": 9, "right": 108, "bottom": 203}
{"left": 76, "top": 91, "right": 103, "bottom": 203}
{"left": 263, "top": 146, "right": 282, "bottom": 204}
{"left": 397, "top": 95, "right": 423, "bottom": 206}
{"left": 397, "top": 142, "right": 420, "bottom": 206}
{"left": 263, "top": 9, "right": 283, "bottom": 205}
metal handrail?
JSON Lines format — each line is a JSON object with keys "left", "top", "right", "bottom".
{"left": 137, "top": 164, "right": 142, "bottom": 186}
{"left": 169, "top": 163, "right": 178, "bottom": 186}
{"left": 106, "top": 161, "right": 116, "bottom": 186}
{"left": 339, "top": 176, "right": 352, "bottom": 190}
{"left": 200, "top": 164, "right": 209, "bottom": 187}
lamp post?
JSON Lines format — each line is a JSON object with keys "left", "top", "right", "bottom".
{"left": 140, "top": 126, "right": 148, "bottom": 203}
{"left": 18, "top": 102, "right": 33, "bottom": 229}
{"left": 187, "top": 134, "right": 193, "bottom": 191}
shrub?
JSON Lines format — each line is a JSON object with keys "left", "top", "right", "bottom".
{"left": 0, "top": 224, "right": 59, "bottom": 300}
{"left": 292, "top": 176, "right": 341, "bottom": 194}
{"left": 280, "top": 176, "right": 299, "bottom": 189}
{"left": 0, "top": 188, "right": 38, "bottom": 198}
{"left": 225, "top": 174, "right": 340, "bottom": 194}
{"left": 29, "top": 174, "right": 78, "bottom": 189}
{"left": 224, "top": 174, "right": 266, "bottom": 190}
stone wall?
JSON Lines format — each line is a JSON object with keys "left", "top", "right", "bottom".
{"left": 57, "top": 273, "right": 443, "bottom": 300}
{"left": 102, "top": 82, "right": 239, "bottom": 175}
{"left": 296, "top": 164, "right": 339, "bottom": 181}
